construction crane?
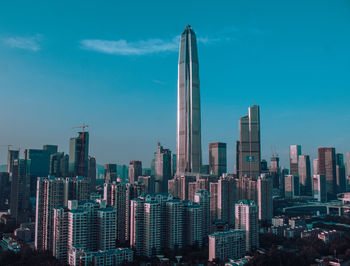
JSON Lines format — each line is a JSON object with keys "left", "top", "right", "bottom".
{"left": 72, "top": 125, "right": 89, "bottom": 176}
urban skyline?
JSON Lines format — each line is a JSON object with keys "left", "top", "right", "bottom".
{"left": 1, "top": 0, "right": 350, "bottom": 171}
{"left": 1, "top": 13, "right": 350, "bottom": 265}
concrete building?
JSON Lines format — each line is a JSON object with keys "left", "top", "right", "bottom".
{"left": 298, "top": 155, "right": 311, "bottom": 196}
{"left": 289, "top": 145, "right": 301, "bottom": 176}
{"left": 235, "top": 200, "right": 259, "bottom": 252}
{"left": 208, "top": 230, "right": 246, "bottom": 262}
{"left": 209, "top": 142, "right": 227, "bottom": 177}
{"left": 176, "top": 25, "right": 202, "bottom": 174}
{"left": 257, "top": 174, "right": 273, "bottom": 221}
{"left": 128, "top": 161, "right": 142, "bottom": 184}
{"left": 237, "top": 105, "right": 261, "bottom": 179}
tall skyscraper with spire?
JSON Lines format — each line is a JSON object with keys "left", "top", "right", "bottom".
{"left": 176, "top": 25, "right": 202, "bottom": 174}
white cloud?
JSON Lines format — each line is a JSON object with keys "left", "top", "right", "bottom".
{"left": 80, "top": 37, "right": 180, "bottom": 55}
{"left": 3, "top": 35, "right": 42, "bottom": 51}
{"left": 80, "top": 33, "right": 237, "bottom": 56}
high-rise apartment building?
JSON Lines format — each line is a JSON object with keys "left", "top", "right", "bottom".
{"left": 104, "top": 182, "right": 129, "bottom": 244}
{"left": 52, "top": 199, "right": 116, "bottom": 264}
{"left": 209, "top": 230, "right": 246, "bottom": 262}
{"left": 166, "top": 199, "right": 184, "bottom": 249}
{"left": 237, "top": 105, "right": 261, "bottom": 179}
{"left": 176, "top": 25, "right": 202, "bottom": 174}
{"left": 88, "top": 156, "right": 96, "bottom": 192}
{"left": 235, "top": 200, "right": 259, "bottom": 252}
{"left": 289, "top": 145, "right": 301, "bottom": 175}
{"left": 298, "top": 155, "right": 311, "bottom": 196}
{"left": 154, "top": 143, "right": 172, "bottom": 193}
{"left": 194, "top": 190, "right": 210, "bottom": 240}
{"left": 129, "top": 161, "right": 142, "bottom": 184}
{"left": 257, "top": 174, "right": 273, "bottom": 221}
{"left": 35, "top": 177, "right": 69, "bottom": 251}
{"left": 209, "top": 142, "right": 227, "bottom": 177}
{"left": 69, "top": 132, "right": 89, "bottom": 177}
{"left": 318, "top": 147, "right": 336, "bottom": 197}
{"left": 130, "top": 193, "right": 203, "bottom": 258}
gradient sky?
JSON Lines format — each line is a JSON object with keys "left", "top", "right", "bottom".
{"left": 1, "top": 0, "right": 350, "bottom": 171}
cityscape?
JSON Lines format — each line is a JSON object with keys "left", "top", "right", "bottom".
{"left": 1, "top": 1, "right": 350, "bottom": 266}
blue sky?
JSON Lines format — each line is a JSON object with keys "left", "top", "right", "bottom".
{"left": 0, "top": 0, "right": 350, "bottom": 171}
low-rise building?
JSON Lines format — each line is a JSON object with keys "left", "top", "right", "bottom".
{"left": 209, "top": 230, "right": 246, "bottom": 262}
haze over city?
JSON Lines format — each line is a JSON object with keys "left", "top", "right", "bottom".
{"left": 1, "top": 0, "right": 350, "bottom": 171}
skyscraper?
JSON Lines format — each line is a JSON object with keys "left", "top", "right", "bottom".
{"left": 313, "top": 174, "right": 327, "bottom": 202}
{"left": 104, "top": 163, "right": 117, "bottom": 183}
{"left": 318, "top": 147, "right": 336, "bottom": 197}
{"left": 237, "top": 105, "right": 261, "bottom": 179}
{"left": 69, "top": 132, "right": 89, "bottom": 177}
{"left": 88, "top": 156, "right": 96, "bottom": 192}
{"left": 209, "top": 142, "right": 227, "bottom": 177}
{"left": 7, "top": 149, "right": 19, "bottom": 175}
{"left": 313, "top": 158, "right": 319, "bottom": 175}
{"left": 257, "top": 174, "right": 273, "bottom": 221}
{"left": 346, "top": 152, "right": 350, "bottom": 177}
{"left": 284, "top": 175, "right": 300, "bottom": 199}
{"left": 298, "top": 155, "right": 311, "bottom": 196}
{"left": 129, "top": 161, "right": 142, "bottom": 184}
{"left": 0, "top": 172, "right": 10, "bottom": 211}
{"left": 270, "top": 155, "right": 280, "bottom": 189}
{"left": 335, "top": 153, "right": 346, "bottom": 193}
{"left": 176, "top": 25, "right": 202, "bottom": 174}
{"left": 154, "top": 142, "right": 172, "bottom": 193}
{"left": 289, "top": 145, "right": 301, "bottom": 175}
{"left": 10, "top": 159, "right": 30, "bottom": 224}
